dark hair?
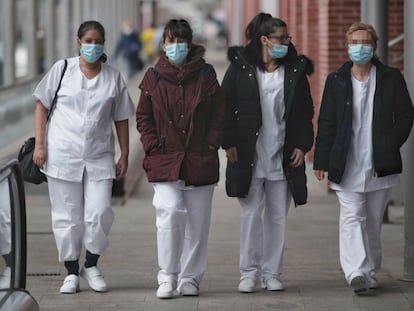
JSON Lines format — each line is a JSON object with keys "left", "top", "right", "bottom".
{"left": 162, "top": 19, "right": 193, "bottom": 44}
{"left": 77, "top": 20, "right": 106, "bottom": 42}
{"left": 244, "top": 13, "right": 289, "bottom": 70}
{"left": 77, "top": 20, "right": 107, "bottom": 62}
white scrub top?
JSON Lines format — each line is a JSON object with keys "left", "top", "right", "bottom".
{"left": 253, "top": 65, "right": 286, "bottom": 180}
{"left": 33, "top": 57, "right": 135, "bottom": 182}
{"left": 330, "top": 65, "right": 399, "bottom": 192}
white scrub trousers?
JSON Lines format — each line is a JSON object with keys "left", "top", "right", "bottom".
{"left": 336, "top": 188, "right": 391, "bottom": 284}
{"left": 152, "top": 181, "right": 214, "bottom": 290}
{"left": 47, "top": 171, "right": 114, "bottom": 262}
{"left": 238, "top": 178, "right": 291, "bottom": 282}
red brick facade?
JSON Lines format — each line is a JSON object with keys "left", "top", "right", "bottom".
{"left": 279, "top": 0, "right": 404, "bottom": 159}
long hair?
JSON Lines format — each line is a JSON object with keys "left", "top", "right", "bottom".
{"left": 244, "top": 13, "right": 291, "bottom": 71}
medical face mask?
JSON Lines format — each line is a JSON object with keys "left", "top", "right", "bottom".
{"left": 165, "top": 43, "right": 189, "bottom": 65}
{"left": 348, "top": 44, "right": 373, "bottom": 65}
{"left": 267, "top": 40, "right": 288, "bottom": 59}
{"left": 80, "top": 43, "right": 104, "bottom": 63}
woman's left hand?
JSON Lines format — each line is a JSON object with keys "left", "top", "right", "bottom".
{"left": 290, "top": 148, "right": 305, "bottom": 168}
{"left": 116, "top": 155, "right": 128, "bottom": 179}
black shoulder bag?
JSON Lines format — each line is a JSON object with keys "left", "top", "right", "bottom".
{"left": 18, "top": 59, "right": 68, "bottom": 184}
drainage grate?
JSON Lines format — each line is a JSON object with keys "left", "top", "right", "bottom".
{"left": 27, "top": 272, "right": 61, "bottom": 276}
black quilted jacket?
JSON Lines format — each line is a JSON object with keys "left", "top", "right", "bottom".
{"left": 221, "top": 46, "right": 314, "bottom": 206}
{"left": 314, "top": 59, "right": 414, "bottom": 183}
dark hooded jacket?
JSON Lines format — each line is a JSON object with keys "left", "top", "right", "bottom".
{"left": 136, "top": 44, "right": 225, "bottom": 186}
{"left": 314, "top": 59, "right": 414, "bottom": 183}
{"left": 221, "top": 45, "right": 314, "bottom": 205}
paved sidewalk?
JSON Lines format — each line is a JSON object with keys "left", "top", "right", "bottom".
{"left": 25, "top": 154, "right": 414, "bottom": 311}
{"left": 22, "top": 48, "right": 414, "bottom": 310}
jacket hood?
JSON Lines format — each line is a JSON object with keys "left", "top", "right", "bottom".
{"left": 227, "top": 45, "right": 314, "bottom": 76}
{"left": 155, "top": 44, "right": 206, "bottom": 84}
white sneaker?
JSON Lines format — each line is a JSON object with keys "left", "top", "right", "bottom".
{"left": 238, "top": 277, "right": 256, "bottom": 293}
{"left": 180, "top": 282, "right": 199, "bottom": 296}
{"left": 156, "top": 282, "right": 174, "bottom": 299}
{"left": 367, "top": 276, "right": 378, "bottom": 289}
{"left": 0, "top": 267, "right": 11, "bottom": 289}
{"left": 350, "top": 274, "right": 367, "bottom": 294}
{"left": 262, "top": 277, "right": 284, "bottom": 291}
{"left": 80, "top": 266, "right": 107, "bottom": 292}
{"left": 60, "top": 274, "right": 80, "bottom": 294}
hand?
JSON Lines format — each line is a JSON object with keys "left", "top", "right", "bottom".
{"left": 116, "top": 155, "right": 128, "bottom": 179}
{"left": 290, "top": 148, "right": 304, "bottom": 168}
{"left": 226, "top": 147, "right": 238, "bottom": 163}
{"left": 314, "top": 170, "right": 326, "bottom": 181}
{"left": 33, "top": 145, "right": 47, "bottom": 169}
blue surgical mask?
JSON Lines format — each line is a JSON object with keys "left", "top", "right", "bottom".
{"left": 348, "top": 44, "right": 373, "bottom": 65}
{"left": 165, "top": 43, "right": 189, "bottom": 65}
{"left": 81, "top": 43, "right": 104, "bottom": 63}
{"left": 268, "top": 40, "right": 288, "bottom": 59}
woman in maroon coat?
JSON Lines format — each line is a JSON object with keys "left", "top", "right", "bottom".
{"left": 136, "top": 19, "right": 225, "bottom": 299}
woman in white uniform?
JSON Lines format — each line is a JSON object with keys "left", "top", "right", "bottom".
{"left": 33, "top": 20, "right": 135, "bottom": 294}
{"left": 137, "top": 19, "right": 225, "bottom": 298}
{"left": 221, "top": 13, "right": 314, "bottom": 293}
{"left": 314, "top": 22, "right": 413, "bottom": 294}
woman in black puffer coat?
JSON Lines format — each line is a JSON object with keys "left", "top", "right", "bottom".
{"left": 221, "top": 13, "right": 314, "bottom": 293}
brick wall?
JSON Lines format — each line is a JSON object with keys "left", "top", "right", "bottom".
{"left": 224, "top": 0, "right": 404, "bottom": 161}
{"left": 279, "top": 0, "right": 404, "bottom": 160}
{"left": 388, "top": 0, "right": 404, "bottom": 70}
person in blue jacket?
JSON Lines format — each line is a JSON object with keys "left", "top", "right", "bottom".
{"left": 113, "top": 20, "right": 143, "bottom": 79}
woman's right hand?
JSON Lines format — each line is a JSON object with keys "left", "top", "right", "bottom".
{"left": 314, "top": 170, "right": 326, "bottom": 181}
{"left": 33, "top": 145, "right": 47, "bottom": 169}
{"left": 226, "top": 147, "right": 238, "bottom": 163}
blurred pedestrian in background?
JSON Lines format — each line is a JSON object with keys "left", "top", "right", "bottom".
{"left": 314, "top": 22, "right": 413, "bottom": 294}
{"left": 136, "top": 18, "right": 225, "bottom": 299}
{"left": 140, "top": 23, "right": 157, "bottom": 63}
{"left": 32, "top": 20, "right": 135, "bottom": 294}
{"left": 113, "top": 20, "right": 143, "bottom": 79}
{"left": 221, "top": 12, "right": 314, "bottom": 293}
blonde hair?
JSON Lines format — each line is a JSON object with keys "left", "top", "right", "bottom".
{"left": 345, "top": 22, "right": 378, "bottom": 50}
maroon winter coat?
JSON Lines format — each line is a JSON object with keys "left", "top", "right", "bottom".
{"left": 136, "top": 44, "right": 225, "bottom": 186}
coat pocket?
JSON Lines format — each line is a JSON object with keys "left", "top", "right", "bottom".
{"left": 184, "top": 151, "right": 219, "bottom": 186}
{"left": 143, "top": 152, "right": 183, "bottom": 182}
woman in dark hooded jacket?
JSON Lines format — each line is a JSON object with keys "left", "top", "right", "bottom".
{"left": 136, "top": 19, "right": 225, "bottom": 299}
{"left": 221, "top": 13, "right": 314, "bottom": 293}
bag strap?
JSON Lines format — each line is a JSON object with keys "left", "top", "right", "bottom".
{"left": 46, "top": 59, "right": 68, "bottom": 121}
